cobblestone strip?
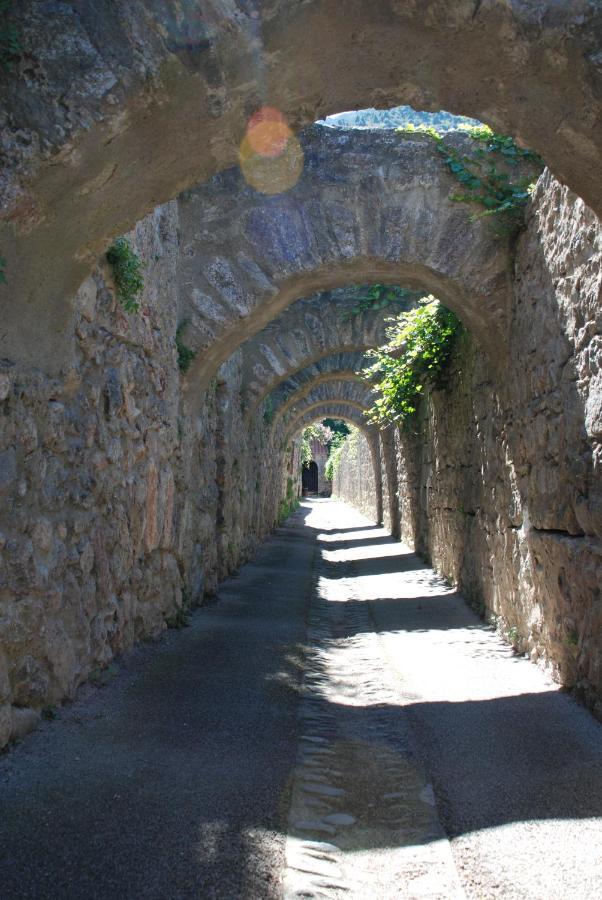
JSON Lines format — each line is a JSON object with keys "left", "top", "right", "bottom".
{"left": 283, "top": 522, "right": 464, "bottom": 899}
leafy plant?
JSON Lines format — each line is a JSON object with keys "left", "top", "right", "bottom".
{"left": 0, "top": 0, "right": 21, "bottom": 69}
{"left": 361, "top": 297, "right": 461, "bottom": 427}
{"left": 175, "top": 320, "right": 196, "bottom": 373}
{"left": 507, "top": 625, "right": 520, "bottom": 647}
{"left": 300, "top": 422, "right": 335, "bottom": 467}
{"left": 0, "top": 255, "right": 6, "bottom": 284}
{"left": 397, "top": 123, "right": 543, "bottom": 234}
{"left": 324, "top": 431, "right": 348, "bottom": 481}
{"left": 344, "top": 284, "right": 423, "bottom": 319}
{"left": 106, "top": 237, "right": 144, "bottom": 312}
{"left": 166, "top": 607, "right": 191, "bottom": 629}
{"left": 323, "top": 418, "right": 350, "bottom": 439}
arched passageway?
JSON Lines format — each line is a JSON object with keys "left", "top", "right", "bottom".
{"left": 0, "top": 6, "right": 602, "bottom": 896}
{"left": 302, "top": 460, "right": 319, "bottom": 495}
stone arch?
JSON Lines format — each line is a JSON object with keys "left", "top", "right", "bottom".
{"left": 5, "top": 129, "right": 510, "bottom": 374}
{"left": 288, "top": 402, "right": 384, "bottom": 524}
{"left": 260, "top": 353, "right": 368, "bottom": 423}
{"left": 240, "top": 287, "right": 413, "bottom": 413}
{"left": 177, "top": 128, "right": 511, "bottom": 394}
{"left": 279, "top": 380, "right": 375, "bottom": 434}
{"left": 2, "top": 1, "right": 601, "bottom": 372}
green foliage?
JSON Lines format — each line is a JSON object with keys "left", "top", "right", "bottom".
{"left": 175, "top": 320, "right": 197, "bottom": 373}
{"left": 106, "top": 237, "right": 144, "bottom": 312}
{"left": 566, "top": 628, "right": 579, "bottom": 648}
{"left": 361, "top": 297, "right": 461, "bottom": 427}
{"left": 300, "top": 422, "right": 335, "bottom": 467}
{"left": 0, "top": 255, "right": 6, "bottom": 284}
{"left": 397, "top": 123, "right": 543, "bottom": 233}
{"left": 89, "top": 662, "right": 119, "bottom": 686}
{"left": 166, "top": 607, "right": 191, "bottom": 629}
{"left": 279, "top": 475, "right": 300, "bottom": 523}
{"left": 344, "top": 284, "right": 423, "bottom": 318}
{"left": 324, "top": 431, "right": 347, "bottom": 481}
{"left": 323, "top": 418, "right": 350, "bottom": 439}
{"left": 507, "top": 625, "right": 520, "bottom": 647}
{"left": 0, "top": 0, "right": 21, "bottom": 69}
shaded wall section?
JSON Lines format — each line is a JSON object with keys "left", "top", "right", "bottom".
{"left": 0, "top": 205, "right": 289, "bottom": 749}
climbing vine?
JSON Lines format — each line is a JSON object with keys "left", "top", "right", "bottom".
{"left": 361, "top": 297, "right": 461, "bottom": 427}
{"left": 175, "top": 321, "right": 197, "bottom": 373}
{"left": 344, "top": 284, "right": 423, "bottom": 318}
{"left": 397, "top": 123, "right": 543, "bottom": 233}
{"left": 300, "top": 422, "right": 334, "bottom": 467}
{"left": 106, "top": 237, "right": 144, "bottom": 313}
{"left": 324, "top": 431, "right": 347, "bottom": 481}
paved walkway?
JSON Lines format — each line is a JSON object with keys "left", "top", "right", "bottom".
{"left": 1, "top": 500, "right": 602, "bottom": 898}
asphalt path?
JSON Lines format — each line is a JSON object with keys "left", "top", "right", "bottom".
{"left": 0, "top": 510, "right": 316, "bottom": 899}
{"left": 2, "top": 499, "right": 602, "bottom": 899}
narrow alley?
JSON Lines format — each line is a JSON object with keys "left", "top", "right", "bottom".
{"left": 1, "top": 500, "right": 601, "bottom": 899}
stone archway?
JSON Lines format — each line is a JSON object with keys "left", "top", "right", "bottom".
{"left": 239, "top": 287, "right": 414, "bottom": 413}
{"left": 177, "top": 128, "right": 511, "bottom": 391}
{"left": 2, "top": 1, "right": 601, "bottom": 375}
{"left": 3, "top": 128, "right": 510, "bottom": 374}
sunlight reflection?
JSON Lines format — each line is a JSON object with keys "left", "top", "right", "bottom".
{"left": 240, "top": 106, "right": 304, "bottom": 194}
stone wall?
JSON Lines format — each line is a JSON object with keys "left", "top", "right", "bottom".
{"left": 1, "top": 153, "right": 601, "bottom": 751}
{"left": 332, "top": 429, "right": 379, "bottom": 524}
{"left": 0, "top": 205, "right": 287, "bottom": 749}
{"left": 334, "top": 174, "right": 602, "bottom": 714}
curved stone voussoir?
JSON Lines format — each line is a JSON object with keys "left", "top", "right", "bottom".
{"left": 2, "top": 1, "right": 601, "bottom": 373}
{"left": 239, "top": 287, "right": 414, "bottom": 412}
{"left": 178, "top": 127, "right": 511, "bottom": 395}
{"left": 280, "top": 380, "right": 375, "bottom": 441}
{"left": 286, "top": 403, "right": 373, "bottom": 443}
{"left": 264, "top": 355, "right": 369, "bottom": 424}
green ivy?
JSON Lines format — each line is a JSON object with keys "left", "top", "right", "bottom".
{"left": 324, "top": 431, "right": 347, "bottom": 481}
{"left": 344, "top": 284, "right": 423, "bottom": 319}
{"left": 106, "top": 237, "right": 144, "bottom": 313}
{"left": 361, "top": 297, "right": 461, "bottom": 427}
{"left": 300, "top": 422, "right": 334, "bottom": 467}
{"left": 397, "top": 123, "right": 543, "bottom": 233}
{"left": 263, "top": 396, "right": 275, "bottom": 426}
{"left": 175, "top": 320, "right": 197, "bottom": 373}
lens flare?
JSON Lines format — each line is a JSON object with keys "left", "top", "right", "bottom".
{"left": 240, "top": 107, "right": 304, "bottom": 195}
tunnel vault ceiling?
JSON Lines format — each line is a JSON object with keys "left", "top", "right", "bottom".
{"left": 261, "top": 354, "right": 368, "bottom": 422}
{"left": 177, "top": 127, "right": 511, "bottom": 395}
{"left": 238, "top": 287, "right": 410, "bottom": 412}
{"left": 281, "top": 381, "right": 375, "bottom": 439}
{"left": 1, "top": 0, "right": 602, "bottom": 373}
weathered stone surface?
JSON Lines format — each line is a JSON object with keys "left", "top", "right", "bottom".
{"left": 177, "top": 128, "right": 511, "bottom": 389}
{"left": 1, "top": 1, "right": 602, "bottom": 373}
{"left": 0, "top": 120, "right": 601, "bottom": 751}
{"left": 0, "top": 199, "right": 291, "bottom": 747}
{"left": 334, "top": 174, "right": 602, "bottom": 705}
